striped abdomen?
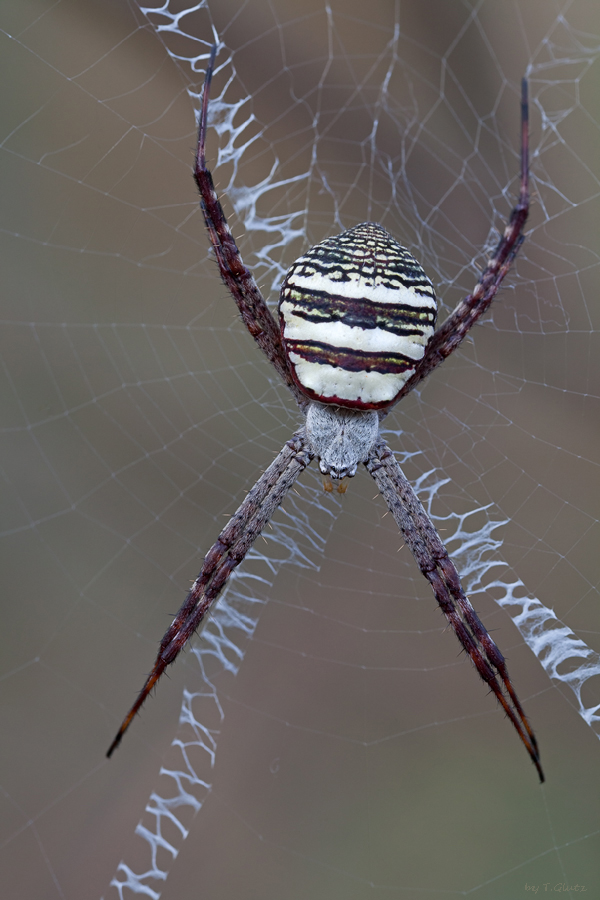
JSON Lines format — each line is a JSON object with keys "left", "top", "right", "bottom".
{"left": 279, "top": 222, "right": 437, "bottom": 410}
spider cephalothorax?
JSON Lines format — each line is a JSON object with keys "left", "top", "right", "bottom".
{"left": 108, "top": 46, "right": 543, "bottom": 782}
{"left": 305, "top": 403, "right": 379, "bottom": 483}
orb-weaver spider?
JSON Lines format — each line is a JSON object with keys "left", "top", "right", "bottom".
{"left": 108, "top": 46, "right": 543, "bottom": 782}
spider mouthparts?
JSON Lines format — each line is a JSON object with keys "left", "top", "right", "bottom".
{"left": 322, "top": 473, "right": 349, "bottom": 494}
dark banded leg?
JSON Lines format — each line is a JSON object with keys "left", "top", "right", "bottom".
{"left": 365, "top": 437, "right": 544, "bottom": 782}
{"left": 194, "top": 45, "right": 306, "bottom": 409}
{"left": 389, "top": 78, "right": 530, "bottom": 408}
{"left": 107, "top": 430, "right": 313, "bottom": 757}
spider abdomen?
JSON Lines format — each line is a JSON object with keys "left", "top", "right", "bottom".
{"left": 279, "top": 222, "right": 437, "bottom": 409}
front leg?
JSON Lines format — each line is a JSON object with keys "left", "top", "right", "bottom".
{"left": 365, "top": 437, "right": 544, "bottom": 782}
{"left": 107, "top": 430, "right": 313, "bottom": 757}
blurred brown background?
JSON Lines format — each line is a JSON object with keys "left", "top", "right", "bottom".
{"left": 1, "top": 1, "right": 599, "bottom": 898}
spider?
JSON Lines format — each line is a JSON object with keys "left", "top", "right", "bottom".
{"left": 107, "top": 46, "right": 543, "bottom": 782}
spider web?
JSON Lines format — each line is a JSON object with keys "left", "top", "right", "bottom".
{"left": 1, "top": 1, "right": 599, "bottom": 898}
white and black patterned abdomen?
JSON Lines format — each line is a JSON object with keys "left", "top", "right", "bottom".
{"left": 279, "top": 222, "right": 437, "bottom": 410}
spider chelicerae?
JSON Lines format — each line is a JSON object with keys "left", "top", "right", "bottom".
{"left": 108, "top": 46, "right": 543, "bottom": 782}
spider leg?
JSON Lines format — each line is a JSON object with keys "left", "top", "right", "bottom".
{"left": 366, "top": 437, "right": 544, "bottom": 782}
{"left": 194, "top": 45, "right": 306, "bottom": 409}
{"left": 107, "top": 430, "right": 313, "bottom": 757}
{"left": 389, "top": 78, "right": 530, "bottom": 408}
